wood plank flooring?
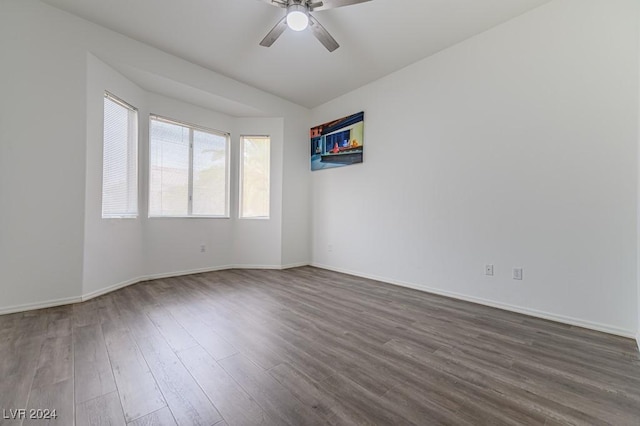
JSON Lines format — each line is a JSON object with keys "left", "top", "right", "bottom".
{"left": 1, "top": 266, "right": 639, "bottom": 425}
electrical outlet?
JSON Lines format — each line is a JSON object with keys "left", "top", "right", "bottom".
{"left": 513, "top": 267, "right": 523, "bottom": 280}
{"left": 200, "top": 244, "right": 206, "bottom": 253}
{"left": 328, "top": 244, "right": 333, "bottom": 253}
{"left": 485, "top": 264, "right": 494, "bottom": 276}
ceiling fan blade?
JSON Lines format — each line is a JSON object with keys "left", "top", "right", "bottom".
{"left": 309, "top": 15, "right": 339, "bottom": 52}
{"left": 309, "top": 0, "right": 371, "bottom": 12}
{"left": 260, "top": 16, "right": 288, "bottom": 47}
{"left": 259, "top": 0, "right": 287, "bottom": 8}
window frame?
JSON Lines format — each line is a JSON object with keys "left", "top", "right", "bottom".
{"left": 102, "top": 91, "right": 139, "bottom": 219}
{"left": 148, "top": 114, "right": 230, "bottom": 219}
{"left": 239, "top": 135, "right": 271, "bottom": 220}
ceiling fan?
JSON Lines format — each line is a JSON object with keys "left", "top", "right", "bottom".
{"left": 259, "top": 0, "right": 372, "bottom": 52}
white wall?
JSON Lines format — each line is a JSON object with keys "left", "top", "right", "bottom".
{"left": 142, "top": 92, "right": 238, "bottom": 277}
{"left": 234, "top": 117, "right": 285, "bottom": 267}
{"left": 86, "top": 56, "right": 239, "bottom": 294}
{"left": 0, "top": 0, "right": 87, "bottom": 310}
{"left": 311, "top": 0, "right": 639, "bottom": 337}
{"left": 85, "top": 62, "right": 288, "bottom": 292}
{"left": 637, "top": 1, "right": 640, "bottom": 348}
{"left": 281, "top": 116, "right": 312, "bottom": 267}
{"left": 0, "top": 0, "right": 310, "bottom": 313}
{"left": 84, "top": 54, "right": 146, "bottom": 297}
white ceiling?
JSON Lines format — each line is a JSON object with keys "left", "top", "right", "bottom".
{"left": 42, "top": 0, "right": 552, "bottom": 108}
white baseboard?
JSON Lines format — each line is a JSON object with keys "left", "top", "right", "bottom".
{"left": 0, "top": 295, "right": 82, "bottom": 316}
{"left": 231, "top": 264, "right": 286, "bottom": 270}
{"left": 143, "top": 265, "right": 235, "bottom": 282}
{"left": 80, "top": 266, "right": 233, "bottom": 303}
{"left": 81, "top": 265, "right": 237, "bottom": 302}
{"left": 81, "top": 276, "right": 145, "bottom": 302}
{"left": 82, "top": 263, "right": 290, "bottom": 302}
{"left": 0, "top": 263, "right": 311, "bottom": 315}
{"left": 280, "top": 262, "right": 310, "bottom": 270}
{"left": 311, "top": 262, "right": 636, "bottom": 340}
{"left": 227, "top": 263, "right": 309, "bottom": 270}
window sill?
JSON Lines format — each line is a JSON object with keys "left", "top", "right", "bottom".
{"left": 147, "top": 215, "right": 231, "bottom": 219}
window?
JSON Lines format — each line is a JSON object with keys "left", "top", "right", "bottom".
{"left": 240, "top": 136, "right": 270, "bottom": 219}
{"left": 149, "top": 115, "right": 229, "bottom": 217}
{"left": 102, "top": 92, "right": 138, "bottom": 218}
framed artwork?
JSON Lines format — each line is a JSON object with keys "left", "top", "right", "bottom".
{"left": 310, "top": 111, "right": 364, "bottom": 171}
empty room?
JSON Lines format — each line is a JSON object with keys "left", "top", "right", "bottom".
{"left": 1, "top": 0, "right": 640, "bottom": 424}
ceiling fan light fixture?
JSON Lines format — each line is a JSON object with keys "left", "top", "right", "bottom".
{"left": 286, "top": 4, "right": 309, "bottom": 31}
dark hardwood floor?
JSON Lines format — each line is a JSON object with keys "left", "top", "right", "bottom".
{"left": 1, "top": 266, "right": 639, "bottom": 425}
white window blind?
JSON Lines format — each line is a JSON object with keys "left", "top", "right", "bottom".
{"left": 240, "top": 136, "right": 270, "bottom": 219}
{"left": 102, "top": 93, "right": 138, "bottom": 218}
{"left": 149, "top": 115, "right": 229, "bottom": 217}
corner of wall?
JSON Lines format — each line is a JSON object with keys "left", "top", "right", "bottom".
{"left": 637, "top": 0, "right": 640, "bottom": 354}
{"left": 280, "top": 113, "right": 312, "bottom": 266}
